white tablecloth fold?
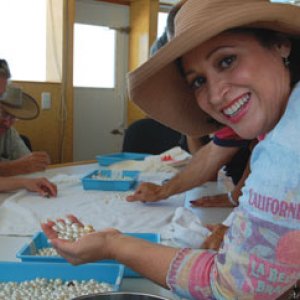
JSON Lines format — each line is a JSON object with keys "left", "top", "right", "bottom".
{"left": 164, "top": 207, "right": 211, "bottom": 248}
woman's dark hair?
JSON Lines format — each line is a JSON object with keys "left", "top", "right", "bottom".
{"left": 288, "top": 38, "right": 300, "bottom": 86}
{"left": 229, "top": 28, "right": 300, "bottom": 86}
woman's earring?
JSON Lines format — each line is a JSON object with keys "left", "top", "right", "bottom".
{"left": 283, "top": 56, "right": 290, "bottom": 67}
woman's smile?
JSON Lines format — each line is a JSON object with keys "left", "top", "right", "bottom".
{"left": 222, "top": 92, "right": 251, "bottom": 123}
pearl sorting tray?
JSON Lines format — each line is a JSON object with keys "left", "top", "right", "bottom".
{"left": 81, "top": 169, "right": 140, "bottom": 191}
{"left": 0, "top": 261, "right": 124, "bottom": 291}
{"left": 96, "top": 152, "right": 149, "bottom": 166}
{"left": 17, "top": 232, "right": 161, "bottom": 277}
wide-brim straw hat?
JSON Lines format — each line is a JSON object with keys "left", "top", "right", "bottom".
{"left": 0, "top": 86, "right": 39, "bottom": 120}
{"left": 128, "top": 0, "right": 300, "bottom": 137}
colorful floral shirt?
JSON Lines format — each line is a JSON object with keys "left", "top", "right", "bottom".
{"left": 167, "top": 83, "right": 300, "bottom": 300}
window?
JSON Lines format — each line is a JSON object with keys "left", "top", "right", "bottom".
{"left": 157, "top": 12, "right": 168, "bottom": 38}
{"left": 0, "top": 0, "right": 47, "bottom": 81}
{"left": 73, "top": 24, "right": 116, "bottom": 88}
{"left": 271, "top": 0, "right": 300, "bottom": 3}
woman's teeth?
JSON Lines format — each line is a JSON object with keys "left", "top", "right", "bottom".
{"left": 223, "top": 94, "right": 250, "bottom": 117}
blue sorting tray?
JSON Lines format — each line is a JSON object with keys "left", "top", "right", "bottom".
{"left": 81, "top": 169, "right": 139, "bottom": 191}
{"left": 96, "top": 152, "right": 149, "bottom": 166}
{"left": 0, "top": 261, "right": 124, "bottom": 291}
{"left": 17, "top": 232, "right": 160, "bottom": 277}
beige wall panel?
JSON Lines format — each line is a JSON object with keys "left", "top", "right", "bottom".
{"left": 13, "top": 82, "right": 65, "bottom": 164}
{"left": 61, "top": 0, "right": 75, "bottom": 163}
{"left": 127, "top": 0, "right": 158, "bottom": 125}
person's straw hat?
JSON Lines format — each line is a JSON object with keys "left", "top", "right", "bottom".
{"left": 0, "top": 86, "right": 40, "bottom": 120}
{"left": 128, "top": 0, "right": 300, "bottom": 137}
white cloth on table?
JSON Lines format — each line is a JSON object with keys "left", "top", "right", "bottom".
{"left": 109, "top": 147, "right": 191, "bottom": 173}
{"left": 222, "top": 212, "right": 235, "bottom": 227}
{"left": 0, "top": 173, "right": 184, "bottom": 237}
{"left": 168, "top": 207, "right": 211, "bottom": 248}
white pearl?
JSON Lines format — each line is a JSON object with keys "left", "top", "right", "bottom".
{"left": 56, "top": 221, "right": 66, "bottom": 231}
{"left": 64, "top": 217, "right": 73, "bottom": 225}
{"left": 83, "top": 225, "right": 94, "bottom": 234}
{"left": 48, "top": 216, "right": 96, "bottom": 243}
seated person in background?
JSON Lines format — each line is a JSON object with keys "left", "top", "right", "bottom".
{"left": 0, "top": 176, "right": 57, "bottom": 197}
{"left": 122, "top": 117, "right": 189, "bottom": 155}
{"left": 0, "top": 59, "right": 50, "bottom": 176}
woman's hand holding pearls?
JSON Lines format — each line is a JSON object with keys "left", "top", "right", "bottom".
{"left": 47, "top": 215, "right": 95, "bottom": 242}
{"left": 41, "top": 215, "right": 121, "bottom": 265}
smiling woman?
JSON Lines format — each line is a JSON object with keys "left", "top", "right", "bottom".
{"left": 42, "top": 1, "right": 300, "bottom": 299}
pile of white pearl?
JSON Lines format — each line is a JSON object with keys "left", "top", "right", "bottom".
{"left": 51, "top": 217, "right": 95, "bottom": 242}
{"left": 36, "top": 247, "right": 58, "bottom": 256}
{"left": 0, "top": 278, "right": 113, "bottom": 300}
{"left": 91, "top": 170, "right": 132, "bottom": 181}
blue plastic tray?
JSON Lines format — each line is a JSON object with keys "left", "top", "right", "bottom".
{"left": 17, "top": 232, "right": 160, "bottom": 277}
{"left": 96, "top": 152, "right": 149, "bottom": 166}
{"left": 81, "top": 169, "right": 139, "bottom": 191}
{"left": 0, "top": 261, "right": 123, "bottom": 291}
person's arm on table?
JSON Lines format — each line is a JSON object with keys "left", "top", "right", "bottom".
{"left": 0, "top": 176, "right": 57, "bottom": 196}
{"left": 0, "top": 151, "right": 50, "bottom": 176}
{"left": 190, "top": 156, "right": 250, "bottom": 207}
{"left": 42, "top": 222, "right": 177, "bottom": 287}
{"left": 127, "top": 141, "right": 239, "bottom": 202}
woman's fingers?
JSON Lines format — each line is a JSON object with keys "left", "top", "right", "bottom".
{"left": 41, "top": 222, "right": 58, "bottom": 239}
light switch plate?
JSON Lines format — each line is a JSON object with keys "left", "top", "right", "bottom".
{"left": 41, "top": 92, "right": 51, "bottom": 110}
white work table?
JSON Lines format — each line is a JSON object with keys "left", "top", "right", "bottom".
{"left": 0, "top": 162, "right": 183, "bottom": 299}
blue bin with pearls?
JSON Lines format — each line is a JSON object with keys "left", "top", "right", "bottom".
{"left": 81, "top": 169, "right": 140, "bottom": 191}
{"left": 0, "top": 262, "right": 124, "bottom": 293}
{"left": 17, "top": 232, "right": 160, "bottom": 277}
